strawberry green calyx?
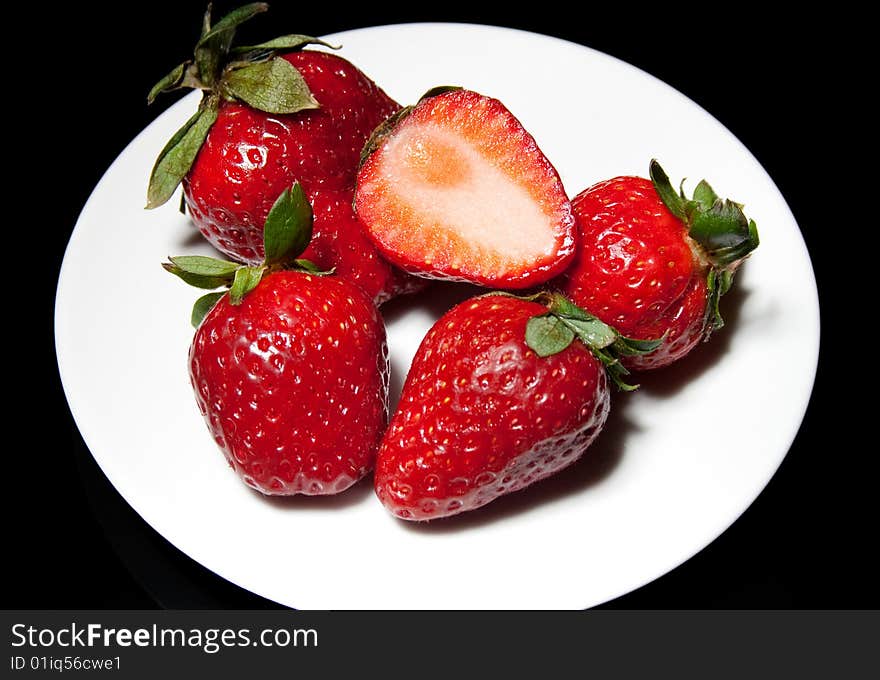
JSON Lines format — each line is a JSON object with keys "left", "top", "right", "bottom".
{"left": 190, "top": 291, "right": 227, "bottom": 327}
{"left": 147, "top": 95, "right": 220, "bottom": 209}
{"left": 146, "top": 2, "right": 338, "bottom": 209}
{"left": 222, "top": 58, "right": 318, "bottom": 113}
{"left": 163, "top": 182, "right": 327, "bottom": 326}
{"left": 649, "top": 159, "right": 760, "bottom": 336}
{"left": 494, "top": 291, "right": 662, "bottom": 391}
{"left": 649, "top": 159, "right": 759, "bottom": 269}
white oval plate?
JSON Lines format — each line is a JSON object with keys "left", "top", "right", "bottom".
{"left": 55, "top": 23, "right": 819, "bottom": 610}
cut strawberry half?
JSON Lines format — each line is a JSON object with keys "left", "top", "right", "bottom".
{"left": 354, "top": 88, "right": 576, "bottom": 289}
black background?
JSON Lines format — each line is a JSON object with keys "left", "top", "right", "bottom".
{"left": 9, "top": 1, "right": 871, "bottom": 610}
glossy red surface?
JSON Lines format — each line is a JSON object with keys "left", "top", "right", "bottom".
{"left": 560, "top": 176, "right": 707, "bottom": 370}
{"left": 189, "top": 271, "right": 390, "bottom": 495}
{"left": 184, "top": 50, "right": 400, "bottom": 264}
{"left": 374, "top": 295, "right": 610, "bottom": 520}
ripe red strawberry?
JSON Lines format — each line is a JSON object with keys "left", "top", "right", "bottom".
{"left": 299, "top": 186, "right": 425, "bottom": 305}
{"left": 190, "top": 270, "right": 388, "bottom": 495}
{"left": 165, "top": 183, "right": 389, "bottom": 495}
{"left": 374, "top": 293, "right": 656, "bottom": 520}
{"left": 559, "top": 160, "right": 759, "bottom": 371}
{"left": 146, "top": 4, "right": 401, "bottom": 269}
{"left": 182, "top": 50, "right": 400, "bottom": 264}
{"left": 355, "top": 87, "right": 576, "bottom": 289}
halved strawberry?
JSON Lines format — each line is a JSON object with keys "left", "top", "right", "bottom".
{"left": 354, "top": 87, "right": 576, "bottom": 289}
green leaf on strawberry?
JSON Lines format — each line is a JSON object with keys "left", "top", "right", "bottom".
{"left": 560, "top": 317, "right": 618, "bottom": 349}
{"left": 525, "top": 315, "right": 575, "bottom": 358}
{"left": 692, "top": 179, "right": 719, "bottom": 210}
{"left": 196, "top": 3, "right": 269, "bottom": 48}
{"left": 292, "top": 258, "right": 325, "bottom": 274}
{"left": 147, "top": 62, "right": 188, "bottom": 105}
{"left": 229, "top": 265, "right": 267, "bottom": 305}
{"left": 162, "top": 255, "right": 240, "bottom": 289}
{"left": 262, "top": 183, "right": 314, "bottom": 265}
{"left": 223, "top": 58, "right": 319, "bottom": 114}
{"left": 231, "top": 34, "right": 339, "bottom": 55}
{"left": 168, "top": 255, "right": 242, "bottom": 277}
{"left": 145, "top": 2, "right": 328, "bottom": 210}
{"left": 492, "top": 291, "right": 662, "bottom": 391}
{"left": 195, "top": 3, "right": 269, "bottom": 87}
{"left": 649, "top": 160, "right": 688, "bottom": 222}
{"left": 163, "top": 181, "right": 327, "bottom": 323}
{"left": 146, "top": 95, "right": 219, "bottom": 209}
{"left": 191, "top": 291, "right": 226, "bottom": 327}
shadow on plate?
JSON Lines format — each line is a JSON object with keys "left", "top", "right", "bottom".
{"left": 170, "top": 215, "right": 211, "bottom": 250}
{"left": 637, "top": 281, "right": 750, "bottom": 398}
{"left": 380, "top": 279, "right": 487, "bottom": 325}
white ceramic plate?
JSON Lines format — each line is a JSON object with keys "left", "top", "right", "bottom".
{"left": 55, "top": 23, "right": 819, "bottom": 609}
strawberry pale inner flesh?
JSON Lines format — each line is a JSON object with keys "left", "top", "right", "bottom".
{"left": 356, "top": 91, "right": 574, "bottom": 287}
{"left": 382, "top": 124, "right": 558, "bottom": 278}
{"left": 401, "top": 130, "right": 471, "bottom": 187}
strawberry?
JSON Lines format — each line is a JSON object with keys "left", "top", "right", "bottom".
{"left": 146, "top": 4, "right": 400, "bottom": 267}
{"left": 181, "top": 50, "right": 400, "bottom": 264}
{"left": 558, "top": 160, "right": 759, "bottom": 371}
{"left": 300, "top": 186, "right": 425, "bottom": 305}
{"left": 354, "top": 87, "right": 576, "bottom": 289}
{"left": 374, "top": 292, "right": 658, "bottom": 520}
{"left": 165, "top": 183, "right": 389, "bottom": 495}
